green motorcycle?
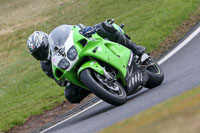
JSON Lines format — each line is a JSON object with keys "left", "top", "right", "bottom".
{"left": 49, "top": 25, "right": 164, "bottom": 106}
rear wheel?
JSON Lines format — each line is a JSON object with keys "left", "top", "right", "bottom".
{"left": 80, "top": 69, "right": 127, "bottom": 106}
{"left": 144, "top": 58, "right": 164, "bottom": 89}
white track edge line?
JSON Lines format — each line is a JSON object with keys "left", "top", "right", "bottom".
{"left": 41, "top": 25, "right": 200, "bottom": 133}
{"left": 40, "top": 100, "right": 103, "bottom": 133}
{"left": 158, "top": 25, "right": 200, "bottom": 65}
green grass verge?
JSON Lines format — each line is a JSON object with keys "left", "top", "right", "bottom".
{"left": 1, "top": 0, "right": 200, "bottom": 131}
{"left": 100, "top": 87, "right": 200, "bottom": 133}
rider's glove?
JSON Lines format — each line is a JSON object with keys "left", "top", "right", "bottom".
{"left": 54, "top": 78, "right": 68, "bottom": 87}
{"left": 82, "top": 26, "right": 96, "bottom": 37}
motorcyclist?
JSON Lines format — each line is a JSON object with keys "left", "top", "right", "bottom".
{"left": 27, "top": 19, "right": 145, "bottom": 103}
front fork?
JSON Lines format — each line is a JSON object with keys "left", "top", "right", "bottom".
{"left": 78, "top": 60, "right": 116, "bottom": 81}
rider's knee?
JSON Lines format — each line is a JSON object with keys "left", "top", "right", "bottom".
{"left": 64, "top": 84, "right": 90, "bottom": 103}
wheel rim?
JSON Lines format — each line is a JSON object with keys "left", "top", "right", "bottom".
{"left": 94, "top": 72, "right": 124, "bottom": 96}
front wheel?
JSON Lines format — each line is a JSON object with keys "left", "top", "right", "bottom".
{"left": 80, "top": 69, "right": 127, "bottom": 106}
{"left": 144, "top": 59, "right": 164, "bottom": 89}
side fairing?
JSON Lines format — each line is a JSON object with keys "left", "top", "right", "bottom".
{"left": 78, "top": 38, "right": 131, "bottom": 79}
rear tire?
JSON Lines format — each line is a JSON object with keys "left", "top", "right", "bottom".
{"left": 144, "top": 60, "right": 164, "bottom": 89}
{"left": 80, "top": 69, "right": 127, "bottom": 106}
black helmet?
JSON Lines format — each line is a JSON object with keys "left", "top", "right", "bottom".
{"left": 27, "top": 31, "right": 49, "bottom": 61}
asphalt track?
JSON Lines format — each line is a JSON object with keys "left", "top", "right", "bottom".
{"left": 43, "top": 26, "right": 200, "bottom": 133}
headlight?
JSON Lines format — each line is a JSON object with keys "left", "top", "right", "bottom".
{"left": 58, "top": 58, "right": 70, "bottom": 69}
{"left": 67, "top": 46, "right": 77, "bottom": 61}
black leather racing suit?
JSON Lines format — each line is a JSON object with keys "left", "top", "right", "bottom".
{"left": 41, "top": 20, "right": 145, "bottom": 103}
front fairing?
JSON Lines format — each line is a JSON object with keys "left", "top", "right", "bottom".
{"left": 50, "top": 31, "right": 79, "bottom": 71}
{"left": 50, "top": 25, "right": 131, "bottom": 88}
{"left": 48, "top": 25, "right": 81, "bottom": 87}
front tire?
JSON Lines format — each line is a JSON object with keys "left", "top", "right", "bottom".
{"left": 80, "top": 69, "right": 127, "bottom": 106}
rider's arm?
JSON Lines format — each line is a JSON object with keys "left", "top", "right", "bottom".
{"left": 40, "top": 60, "right": 54, "bottom": 79}
{"left": 40, "top": 60, "right": 68, "bottom": 87}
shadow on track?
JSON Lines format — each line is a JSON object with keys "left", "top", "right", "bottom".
{"left": 127, "top": 89, "right": 149, "bottom": 102}
{"left": 59, "top": 89, "right": 150, "bottom": 128}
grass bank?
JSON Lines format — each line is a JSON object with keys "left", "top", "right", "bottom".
{"left": 1, "top": 0, "right": 200, "bottom": 131}
{"left": 100, "top": 86, "right": 200, "bottom": 133}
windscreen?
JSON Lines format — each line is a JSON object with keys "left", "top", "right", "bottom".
{"left": 49, "top": 25, "right": 73, "bottom": 55}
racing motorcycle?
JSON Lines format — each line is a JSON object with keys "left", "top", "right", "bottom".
{"left": 49, "top": 24, "right": 164, "bottom": 106}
